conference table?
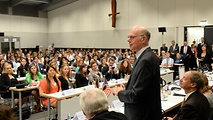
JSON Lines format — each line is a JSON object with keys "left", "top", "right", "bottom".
{"left": 43, "top": 71, "right": 179, "bottom": 120}
{"left": 42, "top": 79, "right": 128, "bottom": 120}
{"left": 109, "top": 93, "right": 184, "bottom": 115}
{"left": 9, "top": 85, "right": 38, "bottom": 120}
{"left": 9, "top": 71, "right": 176, "bottom": 120}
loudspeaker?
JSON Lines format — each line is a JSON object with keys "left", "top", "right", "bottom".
{"left": 0, "top": 32, "right": 4, "bottom": 36}
{"left": 158, "top": 27, "right": 166, "bottom": 32}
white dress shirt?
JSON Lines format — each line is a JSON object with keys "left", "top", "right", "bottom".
{"left": 161, "top": 58, "right": 174, "bottom": 66}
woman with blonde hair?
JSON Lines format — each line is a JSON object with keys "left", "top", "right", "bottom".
{"left": 201, "top": 74, "right": 213, "bottom": 120}
{"left": 58, "top": 65, "right": 72, "bottom": 90}
{"left": 0, "top": 63, "right": 30, "bottom": 105}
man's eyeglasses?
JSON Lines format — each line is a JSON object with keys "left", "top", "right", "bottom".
{"left": 127, "top": 35, "right": 144, "bottom": 39}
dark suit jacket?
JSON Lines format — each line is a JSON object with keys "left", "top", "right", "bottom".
{"left": 160, "top": 46, "right": 168, "bottom": 52}
{"left": 180, "top": 46, "right": 191, "bottom": 59}
{"left": 90, "top": 110, "right": 127, "bottom": 120}
{"left": 169, "top": 45, "right": 179, "bottom": 58}
{"left": 118, "top": 47, "right": 162, "bottom": 120}
{"left": 175, "top": 91, "right": 210, "bottom": 120}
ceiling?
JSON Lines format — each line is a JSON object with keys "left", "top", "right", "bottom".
{"left": 0, "top": 0, "right": 79, "bottom": 12}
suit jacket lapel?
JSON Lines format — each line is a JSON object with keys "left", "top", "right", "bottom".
{"left": 126, "top": 47, "right": 151, "bottom": 88}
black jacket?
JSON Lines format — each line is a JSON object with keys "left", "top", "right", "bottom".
{"left": 90, "top": 110, "right": 127, "bottom": 120}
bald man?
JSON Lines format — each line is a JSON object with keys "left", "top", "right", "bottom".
{"left": 113, "top": 26, "right": 162, "bottom": 120}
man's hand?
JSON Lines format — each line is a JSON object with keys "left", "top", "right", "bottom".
{"left": 163, "top": 117, "right": 173, "bottom": 120}
{"left": 113, "top": 84, "right": 125, "bottom": 96}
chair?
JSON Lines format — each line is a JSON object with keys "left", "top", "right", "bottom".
{"left": 0, "top": 91, "right": 12, "bottom": 106}
{"left": 39, "top": 97, "right": 56, "bottom": 119}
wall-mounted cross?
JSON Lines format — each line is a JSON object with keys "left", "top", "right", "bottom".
{"left": 108, "top": 0, "right": 120, "bottom": 28}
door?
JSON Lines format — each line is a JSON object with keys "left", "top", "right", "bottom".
{"left": 204, "top": 26, "right": 213, "bottom": 50}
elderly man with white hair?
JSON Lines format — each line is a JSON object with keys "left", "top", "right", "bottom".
{"left": 80, "top": 88, "right": 127, "bottom": 120}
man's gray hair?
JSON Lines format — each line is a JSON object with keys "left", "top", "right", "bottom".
{"left": 190, "top": 71, "right": 204, "bottom": 90}
{"left": 79, "top": 88, "right": 108, "bottom": 118}
{"left": 142, "top": 29, "right": 151, "bottom": 41}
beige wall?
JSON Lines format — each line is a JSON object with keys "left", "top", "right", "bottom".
{"left": 47, "top": 0, "right": 213, "bottom": 52}
{"left": 0, "top": 14, "right": 48, "bottom": 48}
{"left": 1, "top": 0, "right": 212, "bottom": 50}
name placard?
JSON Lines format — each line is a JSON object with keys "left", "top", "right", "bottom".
{"left": 73, "top": 111, "right": 86, "bottom": 120}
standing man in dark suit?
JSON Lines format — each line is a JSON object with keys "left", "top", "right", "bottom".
{"left": 166, "top": 71, "right": 210, "bottom": 120}
{"left": 160, "top": 43, "right": 168, "bottom": 55}
{"left": 180, "top": 41, "right": 191, "bottom": 71}
{"left": 168, "top": 40, "right": 179, "bottom": 59}
{"left": 113, "top": 26, "right": 162, "bottom": 120}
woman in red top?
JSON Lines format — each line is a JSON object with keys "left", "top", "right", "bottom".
{"left": 39, "top": 65, "right": 62, "bottom": 108}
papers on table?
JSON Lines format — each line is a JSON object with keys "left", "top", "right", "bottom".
{"left": 73, "top": 111, "right": 86, "bottom": 120}
{"left": 173, "top": 89, "right": 186, "bottom": 96}
{"left": 111, "top": 99, "right": 124, "bottom": 108}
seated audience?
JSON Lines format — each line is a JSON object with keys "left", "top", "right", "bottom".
{"left": 8, "top": 55, "right": 17, "bottom": 70}
{"left": 88, "top": 62, "right": 103, "bottom": 84}
{"left": 49, "top": 61, "right": 59, "bottom": 75}
{"left": 25, "top": 53, "right": 32, "bottom": 64}
{"left": 105, "top": 58, "right": 117, "bottom": 80}
{"left": 83, "top": 55, "right": 90, "bottom": 66}
{"left": 26, "top": 64, "right": 44, "bottom": 112}
{"left": 17, "top": 58, "right": 29, "bottom": 77}
{"left": 173, "top": 53, "right": 184, "bottom": 80}
{"left": 79, "top": 88, "right": 127, "bottom": 120}
{"left": 0, "top": 63, "right": 30, "bottom": 106}
{"left": 161, "top": 52, "right": 174, "bottom": 67}
{"left": 128, "top": 56, "right": 135, "bottom": 70}
{"left": 98, "top": 57, "right": 109, "bottom": 76}
{"left": 37, "top": 52, "right": 44, "bottom": 65}
{"left": 59, "top": 57, "right": 69, "bottom": 71}
{"left": 75, "top": 64, "right": 89, "bottom": 88}
{"left": 0, "top": 104, "right": 16, "bottom": 120}
{"left": 43, "top": 56, "right": 50, "bottom": 70}
{"left": 31, "top": 56, "right": 44, "bottom": 74}
{"left": 58, "top": 65, "right": 72, "bottom": 90}
{"left": 38, "top": 65, "right": 62, "bottom": 119}
{"left": 174, "top": 53, "right": 183, "bottom": 64}
{"left": 0, "top": 59, "right": 5, "bottom": 74}
{"left": 166, "top": 71, "right": 210, "bottom": 120}
{"left": 159, "top": 50, "right": 166, "bottom": 64}
{"left": 201, "top": 74, "right": 213, "bottom": 120}
{"left": 26, "top": 64, "right": 44, "bottom": 85}
{"left": 118, "top": 59, "right": 131, "bottom": 79}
